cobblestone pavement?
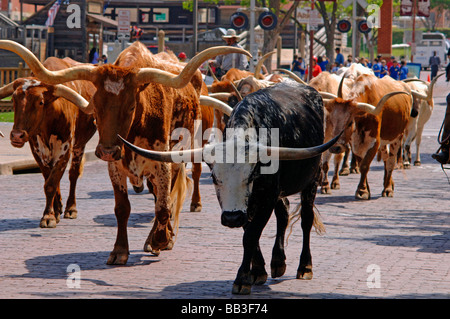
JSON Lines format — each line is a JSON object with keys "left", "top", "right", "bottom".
{"left": 0, "top": 73, "right": 449, "bottom": 300}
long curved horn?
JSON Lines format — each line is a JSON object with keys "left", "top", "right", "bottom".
{"left": 54, "top": 85, "right": 94, "bottom": 114}
{"left": 136, "top": 46, "right": 252, "bottom": 88}
{"left": 356, "top": 91, "right": 410, "bottom": 116}
{"left": 274, "top": 68, "right": 308, "bottom": 85}
{"left": 200, "top": 95, "right": 233, "bottom": 116}
{"left": 427, "top": 72, "right": 444, "bottom": 100}
{"left": 118, "top": 135, "right": 204, "bottom": 163}
{"left": 0, "top": 82, "right": 15, "bottom": 99}
{"left": 229, "top": 80, "right": 243, "bottom": 101}
{"left": 403, "top": 72, "right": 444, "bottom": 100}
{"left": 0, "top": 130, "right": 4, "bottom": 138}
{"left": 337, "top": 75, "right": 345, "bottom": 99}
{"left": 264, "top": 130, "right": 344, "bottom": 161}
{"left": 209, "top": 92, "right": 233, "bottom": 102}
{"left": 254, "top": 51, "right": 275, "bottom": 80}
{"left": 319, "top": 92, "right": 338, "bottom": 100}
{"left": 0, "top": 40, "right": 95, "bottom": 84}
{"left": 120, "top": 129, "right": 343, "bottom": 163}
{"left": 208, "top": 63, "right": 219, "bottom": 82}
{"left": 410, "top": 89, "right": 428, "bottom": 100}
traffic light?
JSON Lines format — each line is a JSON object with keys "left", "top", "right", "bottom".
{"left": 258, "top": 12, "right": 277, "bottom": 31}
{"left": 337, "top": 19, "right": 351, "bottom": 33}
{"left": 358, "top": 20, "right": 372, "bottom": 34}
{"left": 230, "top": 12, "right": 248, "bottom": 30}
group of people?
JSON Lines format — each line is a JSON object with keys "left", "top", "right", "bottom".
{"left": 291, "top": 47, "right": 412, "bottom": 81}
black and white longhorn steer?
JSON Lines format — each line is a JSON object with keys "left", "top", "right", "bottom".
{"left": 119, "top": 81, "right": 341, "bottom": 295}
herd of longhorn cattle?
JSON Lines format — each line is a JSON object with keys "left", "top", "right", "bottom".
{"left": 0, "top": 39, "right": 443, "bottom": 295}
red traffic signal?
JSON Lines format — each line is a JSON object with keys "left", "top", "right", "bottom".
{"left": 358, "top": 20, "right": 372, "bottom": 34}
{"left": 337, "top": 19, "right": 351, "bottom": 33}
{"left": 258, "top": 12, "right": 277, "bottom": 31}
{"left": 230, "top": 12, "right": 248, "bottom": 30}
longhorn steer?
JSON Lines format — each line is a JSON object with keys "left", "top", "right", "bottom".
{"left": 322, "top": 74, "right": 424, "bottom": 199}
{"left": 402, "top": 73, "right": 443, "bottom": 167}
{"left": 309, "top": 72, "right": 355, "bottom": 194}
{"left": 0, "top": 57, "right": 96, "bottom": 228}
{"left": 118, "top": 80, "right": 342, "bottom": 294}
{"left": 0, "top": 40, "right": 250, "bottom": 264}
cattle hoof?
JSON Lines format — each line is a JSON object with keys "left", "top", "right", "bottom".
{"left": 63, "top": 209, "right": 78, "bottom": 219}
{"left": 414, "top": 161, "right": 421, "bottom": 166}
{"left": 39, "top": 216, "right": 58, "bottom": 228}
{"left": 331, "top": 181, "right": 340, "bottom": 190}
{"left": 189, "top": 203, "right": 202, "bottom": 212}
{"left": 350, "top": 168, "right": 359, "bottom": 174}
{"left": 382, "top": 190, "right": 394, "bottom": 197}
{"left": 355, "top": 191, "right": 370, "bottom": 200}
{"left": 106, "top": 252, "right": 129, "bottom": 265}
{"left": 296, "top": 267, "right": 313, "bottom": 280}
{"left": 320, "top": 186, "right": 331, "bottom": 194}
{"left": 232, "top": 283, "right": 252, "bottom": 295}
{"left": 271, "top": 263, "right": 286, "bottom": 278}
{"left": 339, "top": 167, "right": 350, "bottom": 176}
{"left": 252, "top": 274, "right": 267, "bottom": 285}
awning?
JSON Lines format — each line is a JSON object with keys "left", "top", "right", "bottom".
{"left": 86, "top": 13, "right": 118, "bottom": 28}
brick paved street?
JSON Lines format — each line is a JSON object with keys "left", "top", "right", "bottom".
{"left": 0, "top": 73, "right": 449, "bottom": 300}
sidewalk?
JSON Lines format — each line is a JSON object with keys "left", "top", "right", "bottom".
{"left": 0, "top": 122, "right": 99, "bottom": 175}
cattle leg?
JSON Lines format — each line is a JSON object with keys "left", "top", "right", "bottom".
{"left": 107, "top": 162, "right": 131, "bottom": 265}
{"left": 331, "top": 151, "right": 344, "bottom": 190}
{"left": 144, "top": 162, "right": 174, "bottom": 255}
{"left": 297, "top": 179, "right": 319, "bottom": 280}
{"left": 339, "top": 144, "right": 351, "bottom": 176}
{"left": 354, "top": 143, "right": 378, "bottom": 200}
{"left": 39, "top": 155, "right": 70, "bottom": 228}
{"left": 270, "top": 197, "right": 289, "bottom": 278}
{"left": 320, "top": 151, "right": 331, "bottom": 194}
{"left": 64, "top": 147, "right": 85, "bottom": 219}
{"left": 381, "top": 140, "right": 402, "bottom": 197}
{"left": 190, "top": 163, "right": 202, "bottom": 212}
{"left": 232, "top": 201, "right": 276, "bottom": 295}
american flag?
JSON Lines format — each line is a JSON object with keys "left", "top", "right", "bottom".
{"left": 45, "top": 0, "right": 62, "bottom": 27}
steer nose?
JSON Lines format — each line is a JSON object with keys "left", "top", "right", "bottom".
{"left": 221, "top": 210, "right": 247, "bottom": 228}
{"left": 95, "top": 144, "right": 122, "bottom": 162}
{"left": 10, "top": 130, "right": 28, "bottom": 148}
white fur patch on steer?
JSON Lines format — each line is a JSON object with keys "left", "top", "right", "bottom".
{"left": 104, "top": 78, "right": 124, "bottom": 95}
{"left": 22, "top": 79, "right": 41, "bottom": 91}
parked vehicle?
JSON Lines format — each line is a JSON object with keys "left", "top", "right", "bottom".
{"left": 413, "top": 32, "right": 448, "bottom": 70}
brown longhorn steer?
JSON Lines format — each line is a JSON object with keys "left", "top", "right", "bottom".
{"left": 0, "top": 57, "right": 96, "bottom": 228}
{"left": 322, "top": 74, "right": 426, "bottom": 200}
{"left": 0, "top": 40, "right": 250, "bottom": 264}
{"left": 309, "top": 72, "right": 355, "bottom": 194}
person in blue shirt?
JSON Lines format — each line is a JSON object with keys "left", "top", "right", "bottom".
{"left": 380, "top": 59, "right": 388, "bottom": 78}
{"left": 400, "top": 60, "right": 408, "bottom": 80}
{"left": 372, "top": 58, "right": 381, "bottom": 78}
{"left": 335, "top": 47, "right": 344, "bottom": 66}
{"left": 389, "top": 60, "right": 400, "bottom": 80}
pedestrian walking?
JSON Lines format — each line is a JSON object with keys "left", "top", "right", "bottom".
{"left": 429, "top": 51, "right": 441, "bottom": 81}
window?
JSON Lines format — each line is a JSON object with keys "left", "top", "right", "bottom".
{"left": 198, "top": 8, "right": 215, "bottom": 23}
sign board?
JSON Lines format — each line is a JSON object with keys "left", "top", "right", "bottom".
{"left": 296, "top": 8, "right": 323, "bottom": 27}
{"left": 117, "top": 10, "right": 131, "bottom": 34}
